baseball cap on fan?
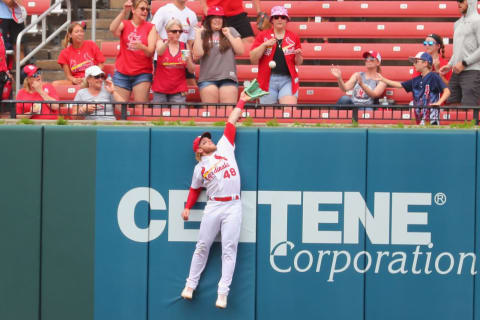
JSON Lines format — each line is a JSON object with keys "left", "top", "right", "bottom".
{"left": 23, "top": 64, "right": 41, "bottom": 77}
{"left": 408, "top": 51, "right": 433, "bottom": 65}
{"left": 193, "top": 132, "right": 212, "bottom": 152}
{"left": 206, "top": 6, "right": 225, "bottom": 17}
{"left": 84, "top": 65, "right": 105, "bottom": 79}
{"left": 362, "top": 50, "right": 381, "bottom": 63}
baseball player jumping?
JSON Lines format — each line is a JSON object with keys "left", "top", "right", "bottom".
{"left": 180, "top": 90, "right": 252, "bottom": 309}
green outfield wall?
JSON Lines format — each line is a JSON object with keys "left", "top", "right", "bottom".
{"left": 0, "top": 126, "right": 479, "bottom": 320}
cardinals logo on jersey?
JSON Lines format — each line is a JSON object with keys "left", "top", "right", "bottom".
{"left": 214, "top": 154, "right": 228, "bottom": 161}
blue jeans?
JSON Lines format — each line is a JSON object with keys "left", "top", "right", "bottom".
{"left": 259, "top": 74, "right": 298, "bottom": 104}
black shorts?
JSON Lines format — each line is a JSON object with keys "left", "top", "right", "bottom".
{"left": 225, "top": 12, "right": 254, "bottom": 39}
{"left": 447, "top": 70, "right": 480, "bottom": 106}
{"left": 0, "top": 18, "right": 24, "bottom": 50}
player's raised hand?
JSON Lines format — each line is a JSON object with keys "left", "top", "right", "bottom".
{"left": 181, "top": 208, "right": 190, "bottom": 221}
{"left": 240, "top": 90, "right": 253, "bottom": 102}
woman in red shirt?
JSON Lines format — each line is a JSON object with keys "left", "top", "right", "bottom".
{"left": 54, "top": 21, "right": 105, "bottom": 86}
{"left": 109, "top": 0, "right": 157, "bottom": 104}
{"left": 249, "top": 6, "right": 303, "bottom": 105}
{"left": 152, "top": 18, "right": 195, "bottom": 107}
{"left": 422, "top": 33, "right": 452, "bottom": 85}
{"left": 16, "top": 64, "right": 60, "bottom": 119}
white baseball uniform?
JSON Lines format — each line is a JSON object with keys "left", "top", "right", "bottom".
{"left": 185, "top": 123, "right": 242, "bottom": 296}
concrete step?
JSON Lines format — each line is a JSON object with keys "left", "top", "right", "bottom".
{"left": 110, "top": 0, "right": 124, "bottom": 9}
{"left": 42, "top": 70, "right": 65, "bottom": 82}
{"left": 85, "top": 8, "right": 123, "bottom": 19}
{"left": 36, "top": 60, "right": 61, "bottom": 70}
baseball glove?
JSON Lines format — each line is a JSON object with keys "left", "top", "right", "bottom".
{"left": 256, "top": 12, "right": 271, "bottom": 31}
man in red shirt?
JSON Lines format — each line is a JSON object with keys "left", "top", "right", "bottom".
{"left": 199, "top": 0, "right": 261, "bottom": 46}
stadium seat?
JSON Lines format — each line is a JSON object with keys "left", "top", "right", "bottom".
{"left": 53, "top": 84, "right": 81, "bottom": 101}
{"left": 100, "top": 41, "right": 453, "bottom": 61}
{"left": 151, "top": 1, "right": 463, "bottom": 18}
{"left": 25, "top": 0, "right": 51, "bottom": 15}
{"left": 100, "top": 41, "right": 120, "bottom": 59}
{"left": 251, "top": 22, "right": 453, "bottom": 39}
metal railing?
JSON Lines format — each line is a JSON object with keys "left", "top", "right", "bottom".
{"left": 4, "top": 101, "right": 480, "bottom": 125}
{"left": 15, "top": 0, "right": 71, "bottom": 96}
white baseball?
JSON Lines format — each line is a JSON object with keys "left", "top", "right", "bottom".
{"left": 269, "top": 60, "right": 276, "bottom": 69}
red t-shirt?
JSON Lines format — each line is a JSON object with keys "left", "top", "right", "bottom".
{"left": 116, "top": 20, "right": 154, "bottom": 76}
{"left": 251, "top": 29, "right": 301, "bottom": 95}
{"left": 152, "top": 42, "right": 187, "bottom": 94}
{"left": 0, "top": 33, "right": 8, "bottom": 72}
{"left": 16, "top": 83, "right": 59, "bottom": 119}
{"left": 57, "top": 40, "right": 106, "bottom": 79}
{"left": 207, "top": 0, "right": 243, "bottom": 16}
{"left": 412, "top": 56, "right": 452, "bottom": 82}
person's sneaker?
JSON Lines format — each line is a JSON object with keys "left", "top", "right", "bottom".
{"left": 181, "top": 286, "right": 194, "bottom": 300}
{"left": 215, "top": 294, "right": 227, "bottom": 309}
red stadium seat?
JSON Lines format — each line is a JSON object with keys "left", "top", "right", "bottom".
{"left": 100, "top": 41, "right": 120, "bottom": 59}
{"left": 252, "top": 22, "right": 453, "bottom": 39}
{"left": 53, "top": 84, "right": 81, "bottom": 101}
{"left": 151, "top": 1, "right": 467, "bottom": 18}
{"left": 24, "top": 0, "right": 51, "bottom": 15}
{"left": 100, "top": 41, "right": 453, "bottom": 60}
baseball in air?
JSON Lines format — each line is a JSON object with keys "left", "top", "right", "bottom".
{"left": 268, "top": 60, "right": 276, "bottom": 69}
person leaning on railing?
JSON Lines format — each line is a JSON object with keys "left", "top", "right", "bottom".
{"left": 71, "top": 65, "right": 126, "bottom": 121}
{"left": 53, "top": 21, "right": 106, "bottom": 86}
{"left": 151, "top": 19, "right": 195, "bottom": 108}
{"left": 16, "top": 64, "right": 60, "bottom": 119}
{"left": 109, "top": 0, "right": 157, "bottom": 104}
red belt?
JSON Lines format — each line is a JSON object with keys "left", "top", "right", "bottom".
{"left": 209, "top": 195, "right": 240, "bottom": 202}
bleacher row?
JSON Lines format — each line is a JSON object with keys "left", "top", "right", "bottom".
{"left": 19, "top": 1, "right": 472, "bottom": 122}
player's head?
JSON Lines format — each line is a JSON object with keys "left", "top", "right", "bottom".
{"left": 409, "top": 52, "right": 433, "bottom": 72}
{"left": 193, "top": 132, "right": 217, "bottom": 161}
{"left": 456, "top": 0, "right": 468, "bottom": 15}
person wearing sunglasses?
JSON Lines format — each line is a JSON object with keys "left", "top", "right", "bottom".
{"left": 152, "top": 19, "right": 195, "bottom": 107}
{"left": 439, "top": 0, "right": 480, "bottom": 106}
{"left": 109, "top": 0, "right": 157, "bottom": 105}
{"left": 249, "top": 6, "right": 302, "bottom": 105}
{"left": 377, "top": 52, "right": 450, "bottom": 126}
{"left": 412, "top": 34, "right": 451, "bottom": 85}
{"left": 151, "top": 0, "right": 198, "bottom": 86}
{"left": 72, "top": 66, "right": 125, "bottom": 120}
{"left": 331, "top": 50, "right": 387, "bottom": 108}
{"left": 16, "top": 64, "right": 60, "bottom": 119}
{"left": 54, "top": 21, "right": 106, "bottom": 86}
{"left": 193, "top": 6, "right": 244, "bottom": 105}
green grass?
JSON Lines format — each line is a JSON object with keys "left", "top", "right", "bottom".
{"left": 183, "top": 119, "right": 196, "bottom": 126}
{"left": 242, "top": 117, "right": 253, "bottom": 127}
{"left": 56, "top": 117, "right": 68, "bottom": 125}
{"left": 151, "top": 119, "right": 165, "bottom": 126}
{"left": 213, "top": 121, "right": 225, "bottom": 126}
{"left": 17, "top": 118, "right": 34, "bottom": 125}
{"left": 266, "top": 118, "right": 279, "bottom": 127}
{"left": 449, "top": 120, "right": 476, "bottom": 129}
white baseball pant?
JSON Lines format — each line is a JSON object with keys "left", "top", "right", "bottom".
{"left": 185, "top": 199, "right": 242, "bottom": 295}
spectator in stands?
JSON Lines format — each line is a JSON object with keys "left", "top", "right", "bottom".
{"left": 16, "top": 64, "right": 60, "bottom": 119}
{"left": 200, "top": 0, "right": 262, "bottom": 47}
{"left": 193, "top": 6, "right": 244, "bottom": 105}
{"left": 330, "top": 50, "right": 387, "bottom": 107}
{"left": 151, "top": 0, "right": 197, "bottom": 85}
{"left": 109, "top": 0, "right": 157, "bottom": 104}
{"left": 439, "top": 0, "right": 480, "bottom": 106}
{"left": 72, "top": 65, "right": 125, "bottom": 120}
{"left": 0, "top": 0, "right": 26, "bottom": 64}
{"left": 53, "top": 21, "right": 106, "bottom": 86}
{"left": 152, "top": 19, "right": 195, "bottom": 107}
{"left": 377, "top": 52, "right": 450, "bottom": 125}
{"left": 413, "top": 33, "right": 452, "bottom": 85}
{"left": 0, "top": 30, "right": 11, "bottom": 101}
{"left": 249, "top": 6, "right": 302, "bottom": 105}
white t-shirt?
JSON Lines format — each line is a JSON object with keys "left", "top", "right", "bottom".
{"left": 151, "top": 3, "right": 198, "bottom": 60}
{"left": 190, "top": 135, "right": 240, "bottom": 198}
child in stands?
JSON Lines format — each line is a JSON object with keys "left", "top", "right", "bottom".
{"left": 377, "top": 52, "right": 450, "bottom": 125}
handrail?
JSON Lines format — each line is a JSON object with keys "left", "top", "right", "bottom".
{"left": 15, "top": 0, "right": 72, "bottom": 96}
{"left": 92, "top": 0, "right": 96, "bottom": 42}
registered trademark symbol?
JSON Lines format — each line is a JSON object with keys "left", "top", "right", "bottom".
{"left": 434, "top": 193, "right": 447, "bottom": 206}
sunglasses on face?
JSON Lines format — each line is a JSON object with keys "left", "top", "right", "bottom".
{"left": 365, "top": 57, "right": 376, "bottom": 61}
{"left": 31, "top": 71, "right": 41, "bottom": 78}
{"left": 272, "top": 16, "right": 288, "bottom": 20}
{"left": 91, "top": 74, "right": 105, "bottom": 80}
{"left": 168, "top": 29, "right": 183, "bottom": 34}
{"left": 137, "top": 6, "right": 149, "bottom": 12}
{"left": 423, "top": 40, "right": 436, "bottom": 46}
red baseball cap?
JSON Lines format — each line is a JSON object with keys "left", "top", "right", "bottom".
{"left": 362, "top": 50, "right": 382, "bottom": 63}
{"left": 23, "top": 64, "right": 41, "bottom": 77}
{"left": 192, "top": 132, "right": 211, "bottom": 152}
{"left": 206, "top": 6, "right": 224, "bottom": 17}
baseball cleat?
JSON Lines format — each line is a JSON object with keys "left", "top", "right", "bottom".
{"left": 215, "top": 294, "right": 227, "bottom": 309}
{"left": 181, "top": 286, "right": 194, "bottom": 300}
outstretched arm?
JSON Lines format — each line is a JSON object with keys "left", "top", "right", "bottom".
{"left": 227, "top": 91, "right": 252, "bottom": 125}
